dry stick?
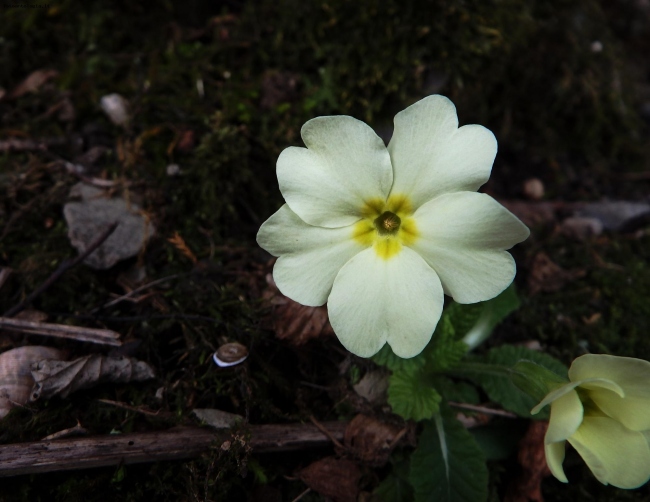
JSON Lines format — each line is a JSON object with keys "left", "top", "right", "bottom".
{"left": 0, "top": 137, "right": 67, "bottom": 153}
{"left": 3, "top": 222, "right": 118, "bottom": 318}
{"left": 0, "top": 318, "right": 122, "bottom": 346}
{"left": 96, "top": 398, "right": 172, "bottom": 417}
{"left": 0, "top": 422, "right": 348, "bottom": 478}
{"left": 0, "top": 267, "right": 12, "bottom": 291}
{"left": 309, "top": 415, "right": 345, "bottom": 450}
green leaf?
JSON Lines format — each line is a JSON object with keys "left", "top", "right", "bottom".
{"left": 388, "top": 367, "right": 442, "bottom": 421}
{"left": 474, "top": 346, "right": 568, "bottom": 419}
{"left": 374, "top": 456, "right": 414, "bottom": 502}
{"left": 457, "top": 285, "right": 521, "bottom": 350}
{"left": 469, "top": 421, "right": 528, "bottom": 460}
{"left": 443, "top": 302, "right": 484, "bottom": 339}
{"left": 433, "top": 376, "right": 480, "bottom": 404}
{"left": 409, "top": 408, "right": 488, "bottom": 502}
{"left": 425, "top": 316, "right": 467, "bottom": 372}
{"left": 510, "top": 360, "right": 568, "bottom": 403}
{"left": 373, "top": 344, "right": 427, "bottom": 372}
{"left": 374, "top": 474, "right": 414, "bottom": 502}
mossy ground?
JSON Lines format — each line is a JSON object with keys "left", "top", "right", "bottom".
{"left": 0, "top": 0, "right": 649, "bottom": 500}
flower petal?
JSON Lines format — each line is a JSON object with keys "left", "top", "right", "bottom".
{"left": 568, "top": 415, "right": 650, "bottom": 489}
{"left": 531, "top": 378, "right": 622, "bottom": 415}
{"left": 257, "top": 204, "right": 365, "bottom": 306}
{"left": 388, "top": 95, "right": 497, "bottom": 210}
{"left": 546, "top": 389, "right": 584, "bottom": 444}
{"left": 409, "top": 192, "right": 529, "bottom": 303}
{"left": 532, "top": 382, "right": 581, "bottom": 415}
{"left": 569, "top": 354, "right": 650, "bottom": 431}
{"left": 545, "top": 442, "right": 569, "bottom": 483}
{"left": 277, "top": 116, "right": 393, "bottom": 228}
{"left": 327, "top": 247, "right": 443, "bottom": 358}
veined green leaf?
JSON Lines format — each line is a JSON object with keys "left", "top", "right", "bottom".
{"left": 459, "top": 285, "right": 520, "bottom": 350}
{"left": 388, "top": 367, "right": 441, "bottom": 421}
{"left": 373, "top": 343, "right": 427, "bottom": 372}
{"left": 471, "top": 345, "right": 568, "bottom": 419}
{"left": 409, "top": 407, "right": 488, "bottom": 502}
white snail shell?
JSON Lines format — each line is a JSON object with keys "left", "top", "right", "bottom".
{"left": 0, "top": 346, "right": 63, "bottom": 418}
{"left": 213, "top": 343, "right": 248, "bottom": 368}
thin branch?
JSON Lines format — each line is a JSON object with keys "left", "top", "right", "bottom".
{"left": 0, "top": 317, "right": 122, "bottom": 346}
{"left": 309, "top": 415, "right": 345, "bottom": 450}
{"left": 0, "top": 137, "right": 67, "bottom": 153}
{"left": 96, "top": 399, "right": 173, "bottom": 417}
{"left": 90, "top": 274, "right": 182, "bottom": 313}
{"left": 3, "top": 222, "right": 118, "bottom": 318}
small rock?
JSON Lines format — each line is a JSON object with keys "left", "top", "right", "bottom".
{"left": 576, "top": 201, "right": 650, "bottom": 232}
{"left": 590, "top": 40, "right": 603, "bottom": 53}
{"left": 100, "top": 93, "right": 130, "bottom": 127}
{"left": 193, "top": 408, "right": 243, "bottom": 429}
{"left": 523, "top": 178, "right": 544, "bottom": 200}
{"left": 559, "top": 216, "right": 603, "bottom": 240}
{"left": 166, "top": 163, "right": 181, "bottom": 176}
{"left": 63, "top": 182, "right": 155, "bottom": 269}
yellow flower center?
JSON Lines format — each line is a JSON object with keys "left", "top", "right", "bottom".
{"left": 352, "top": 194, "right": 419, "bottom": 259}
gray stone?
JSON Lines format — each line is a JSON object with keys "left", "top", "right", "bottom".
{"left": 192, "top": 408, "right": 243, "bottom": 429}
{"left": 63, "top": 183, "right": 155, "bottom": 269}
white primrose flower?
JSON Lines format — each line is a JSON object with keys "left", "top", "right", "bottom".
{"left": 257, "top": 95, "right": 529, "bottom": 358}
{"left": 532, "top": 354, "right": 650, "bottom": 489}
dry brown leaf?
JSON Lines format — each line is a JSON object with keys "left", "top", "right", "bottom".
{"left": 174, "top": 129, "right": 196, "bottom": 153}
{"left": 344, "top": 414, "right": 403, "bottom": 467}
{"left": 527, "top": 252, "right": 585, "bottom": 296}
{"left": 352, "top": 370, "right": 389, "bottom": 405}
{"left": 30, "top": 355, "right": 155, "bottom": 400}
{"left": 7, "top": 69, "right": 59, "bottom": 100}
{"left": 505, "top": 420, "right": 551, "bottom": 502}
{"left": 168, "top": 231, "right": 197, "bottom": 264}
{"left": 0, "top": 346, "right": 64, "bottom": 418}
{"left": 263, "top": 274, "right": 334, "bottom": 345}
{"left": 299, "top": 456, "right": 361, "bottom": 502}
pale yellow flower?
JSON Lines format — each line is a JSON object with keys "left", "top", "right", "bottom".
{"left": 532, "top": 354, "right": 650, "bottom": 489}
{"left": 257, "top": 96, "right": 529, "bottom": 358}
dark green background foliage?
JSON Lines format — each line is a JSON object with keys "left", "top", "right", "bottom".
{"left": 1, "top": 0, "right": 649, "bottom": 500}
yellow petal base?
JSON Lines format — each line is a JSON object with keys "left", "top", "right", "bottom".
{"left": 353, "top": 194, "right": 419, "bottom": 259}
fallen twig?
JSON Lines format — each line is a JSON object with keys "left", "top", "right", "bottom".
{"left": 3, "top": 222, "right": 118, "bottom": 318}
{"left": 0, "top": 422, "right": 348, "bottom": 477}
{"left": 90, "top": 274, "right": 181, "bottom": 313}
{"left": 0, "top": 268, "right": 11, "bottom": 291}
{"left": 309, "top": 415, "right": 345, "bottom": 450}
{"left": 0, "top": 317, "right": 122, "bottom": 346}
{"left": 0, "top": 137, "right": 67, "bottom": 153}
{"left": 96, "top": 398, "right": 172, "bottom": 417}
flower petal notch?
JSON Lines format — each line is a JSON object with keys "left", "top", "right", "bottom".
{"left": 257, "top": 95, "right": 529, "bottom": 358}
{"left": 532, "top": 354, "right": 650, "bottom": 489}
